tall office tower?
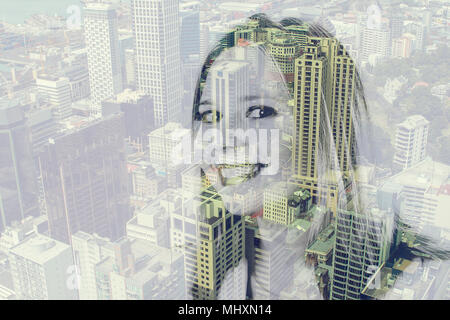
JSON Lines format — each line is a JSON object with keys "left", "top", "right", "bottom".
{"left": 171, "top": 184, "right": 246, "bottom": 300}
{"left": 84, "top": 3, "right": 123, "bottom": 115}
{"left": 94, "top": 237, "right": 185, "bottom": 299}
{"left": 0, "top": 98, "right": 38, "bottom": 233}
{"left": 36, "top": 75, "right": 72, "bottom": 121}
{"left": 360, "top": 26, "right": 391, "bottom": 63}
{"left": 180, "top": 2, "right": 200, "bottom": 62}
{"left": 132, "top": 0, "right": 182, "bottom": 126}
{"left": 291, "top": 37, "right": 356, "bottom": 212}
{"left": 330, "top": 208, "right": 393, "bottom": 300}
{"left": 180, "top": 2, "right": 200, "bottom": 119}
{"left": 102, "top": 89, "right": 154, "bottom": 150}
{"left": 207, "top": 60, "right": 250, "bottom": 139}
{"left": 39, "top": 113, "right": 130, "bottom": 244}
{"left": 9, "top": 234, "right": 77, "bottom": 300}
{"left": 245, "top": 217, "right": 295, "bottom": 299}
{"left": 72, "top": 231, "right": 116, "bottom": 300}
{"left": 393, "top": 115, "right": 429, "bottom": 171}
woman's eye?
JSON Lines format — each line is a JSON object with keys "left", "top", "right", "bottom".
{"left": 246, "top": 105, "right": 277, "bottom": 119}
{"left": 195, "top": 110, "right": 222, "bottom": 123}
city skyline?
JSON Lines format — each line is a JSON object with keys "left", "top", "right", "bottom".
{"left": 0, "top": 0, "right": 449, "bottom": 302}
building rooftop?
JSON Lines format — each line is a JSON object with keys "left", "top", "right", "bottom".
{"left": 397, "top": 114, "right": 429, "bottom": 130}
{"left": 148, "top": 122, "right": 189, "bottom": 140}
{"left": 387, "top": 158, "right": 450, "bottom": 193}
{"left": 306, "top": 224, "right": 335, "bottom": 256}
{"left": 96, "top": 238, "right": 182, "bottom": 286}
{"left": 9, "top": 234, "right": 70, "bottom": 265}
{"left": 84, "top": 2, "right": 117, "bottom": 12}
{"left": 105, "top": 89, "right": 149, "bottom": 104}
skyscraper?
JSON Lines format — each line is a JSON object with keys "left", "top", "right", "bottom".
{"left": 208, "top": 60, "right": 250, "bottom": 139}
{"left": 180, "top": 2, "right": 200, "bottom": 62}
{"left": 393, "top": 115, "right": 429, "bottom": 171}
{"left": 0, "top": 98, "right": 38, "bottom": 233}
{"left": 245, "top": 217, "right": 295, "bottom": 300}
{"left": 179, "top": 2, "right": 201, "bottom": 119}
{"left": 360, "top": 25, "right": 391, "bottom": 63}
{"left": 39, "top": 114, "right": 130, "bottom": 244}
{"left": 330, "top": 208, "right": 393, "bottom": 300}
{"left": 84, "top": 2, "right": 123, "bottom": 115}
{"left": 172, "top": 171, "right": 246, "bottom": 300}
{"left": 132, "top": 0, "right": 182, "bottom": 126}
{"left": 291, "top": 37, "right": 356, "bottom": 212}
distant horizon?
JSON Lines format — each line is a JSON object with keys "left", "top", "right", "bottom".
{"left": 0, "top": 0, "right": 82, "bottom": 25}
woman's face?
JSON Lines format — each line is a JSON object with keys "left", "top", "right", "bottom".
{"left": 193, "top": 44, "right": 293, "bottom": 214}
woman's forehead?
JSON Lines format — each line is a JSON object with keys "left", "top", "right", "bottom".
{"left": 204, "top": 45, "right": 291, "bottom": 100}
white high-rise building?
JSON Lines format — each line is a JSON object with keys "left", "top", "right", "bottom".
{"left": 208, "top": 60, "right": 250, "bottom": 138}
{"left": 36, "top": 75, "right": 72, "bottom": 121}
{"left": 180, "top": 2, "right": 200, "bottom": 62}
{"left": 9, "top": 234, "right": 77, "bottom": 300}
{"left": 84, "top": 3, "right": 123, "bottom": 115}
{"left": 132, "top": 0, "right": 182, "bottom": 126}
{"left": 393, "top": 115, "right": 429, "bottom": 171}
{"left": 360, "top": 26, "right": 391, "bottom": 63}
{"left": 71, "top": 231, "right": 116, "bottom": 300}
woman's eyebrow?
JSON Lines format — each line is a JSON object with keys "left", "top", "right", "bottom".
{"left": 242, "top": 95, "right": 263, "bottom": 101}
{"left": 199, "top": 100, "right": 212, "bottom": 106}
{"left": 242, "top": 96, "right": 278, "bottom": 104}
